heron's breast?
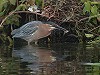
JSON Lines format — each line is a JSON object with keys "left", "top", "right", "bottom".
{"left": 31, "top": 30, "right": 51, "bottom": 40}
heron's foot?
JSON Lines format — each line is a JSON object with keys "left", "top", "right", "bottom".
{"left": 35, "top": 41, "right": 38, "bottom": 45}
{"left": 28, "top": 41, "right": 38, "bottom": 45}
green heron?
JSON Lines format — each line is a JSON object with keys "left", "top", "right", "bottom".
{"left": 11, "top": 21, "right": 68, "bottom": 45}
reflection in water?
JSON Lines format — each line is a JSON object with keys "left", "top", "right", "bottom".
{"left": 0, "top": 43, "right": 100, "bottom": 75}
{"left": 13, "top": 45, "right": 57, "bottom": 74}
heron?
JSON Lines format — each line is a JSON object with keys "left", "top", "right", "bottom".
{"left": 11, "top": 21, "right": 68, "bottom": 45}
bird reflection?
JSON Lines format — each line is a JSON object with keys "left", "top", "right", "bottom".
{"left": 12, "top": 45, "right": 56, "bottom": 74}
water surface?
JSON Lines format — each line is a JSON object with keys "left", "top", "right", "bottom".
{"left": 0, "top": 43, "right": 100, "bottom": 75}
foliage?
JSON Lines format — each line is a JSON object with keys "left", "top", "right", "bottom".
{"left": 85, "top": 34, "right": 94, "bottom": 38}
{"left": 4, "top": 14, "right": 21, "bottom": 26}
{"left": 0, "top": 0, "right": 43, "bottom": 44}
{"left": 0, "top": 0, "right": 100, "bottom": 44}
{"left": 88, "top": 36, "right": 100, "bottom": 44}
{"left": 80, "top": 0, "right": 100, "bottom": 44}
{"left": 82, "top": 0, "right": 100, "bottom": 23}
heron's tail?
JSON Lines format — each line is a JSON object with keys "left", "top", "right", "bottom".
{"left": 12, "top": 34, "right": 22, "bottom": 38}
{"left": 11, "top": 29, "right": 19, "bottom": 35}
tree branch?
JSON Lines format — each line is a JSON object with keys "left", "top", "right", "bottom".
{"left": 79, "top": 14, "right": 100, "bottom": 22}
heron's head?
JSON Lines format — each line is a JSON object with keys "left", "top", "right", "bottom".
{"left": 43, "top": 22, "right": 69, "bottom": 33}
{"left": 38, "top": 23, "right": 68, "bottom": 34}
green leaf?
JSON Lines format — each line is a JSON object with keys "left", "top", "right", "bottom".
{"left": 0, "top": 26, "right": 3, "bottom": 30}
{"left": 91, "top": 18, "right": 97, "bottom": 24}
{"left": 96, "top": 36, "right": 100, "bottom": 40}
{"left": 95, "top": 36, "right": 100, "bottom": 43}
{"left": 15, "top": 4, "right": 27, "bottom": 11}
{"left": 0, "top": 0, "right": 8, "bottom": 11}
{"left": 9, "top": 0, "right": 16, "bottom": 5}
{"left": 0, "top": 5, "right": 3, "bottom": 12}
{"left": 4, "top": 14, "right": 21, "bottom": 26}
{"left": 91, "top": 5, "right": 98, "bottom": 15}
{"left": 86, "top": 46, "right": 94, "bottom": 50}
{"left": 20, "top": 0, "right": 26, "bottom": 3}
{"left": 83, "top": 1, "right": 91, "bottom": 14}
{"left": 81, "top": 0, "right": 87, "bottom": 3}
{"left": 85, "top": 33, "right": 94, "bottom": 38}
{"left": 97, "top": 15, "right": 100, "bottom": 21}
{"left": 0, "top": 12, "right": 4, "bottom": 16}
{"left": 98, "top": 28, "right": 100, "bottom": 32}
{"left": 82, "top": 63, "right": 100, "bottom": 66}
{"left": 35, "top": 0, "right": 42, "bottom": 7}
{"left": 0, "top": 0, "right": 8, "bottom": 6}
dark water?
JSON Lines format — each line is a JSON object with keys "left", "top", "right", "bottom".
{"left": 0, "top": 43, "right": 100, "bottom": 75}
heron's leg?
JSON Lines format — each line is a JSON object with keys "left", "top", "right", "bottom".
{"left": 28, "top": 41, "right": 30, "bottom": 45}
{"left": 35, "top": 41, "right": 38, "bottom": 45}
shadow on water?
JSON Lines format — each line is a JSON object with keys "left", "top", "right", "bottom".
{"left": 0, "top": 42, "right": 100, "bottom": 75}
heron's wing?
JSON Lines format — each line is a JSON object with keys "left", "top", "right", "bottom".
{"left": 19, "top": 21, "right": 42, "bottom": 31}
{"left": 21, "top": 26, "right": 38, "bottom": 37}
{"left": 12, "top": 21, "right": 43, "bottom": 38}
{"left": 12, "top": 26, "right": 38, "bottom": 38}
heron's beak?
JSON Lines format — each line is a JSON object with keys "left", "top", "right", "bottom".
{"left": 49, "top": 24, "right": 68, "bottom": 34}
{"left": 54, "top": 25, "right": 69, "bottom": 34}
{"left": 49, "top": 26, "right": 56, "bottom": 31}
{"left": 50, "top": 27, "right": 56, "bottom": 29}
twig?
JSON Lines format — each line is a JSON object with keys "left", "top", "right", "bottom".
{"left": 0, "top": 10, "right": 63, "bottom": 27}
{"left": 79, "top": 14, "right": 100, "bottom": 22}
{"left": 89, "top": 32, "right": 100, "bottom": 36}
{"left": 0, "top": 11, "right": 50, "bottom": 27}
{"left": 89, "top": 26, "right": 100, "bottom": 32}
{"left": 0, "top": 11, "right": 15, "bottom": 27}
{"left": 14, "top": 11, "right": 49, "bottom": 17}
